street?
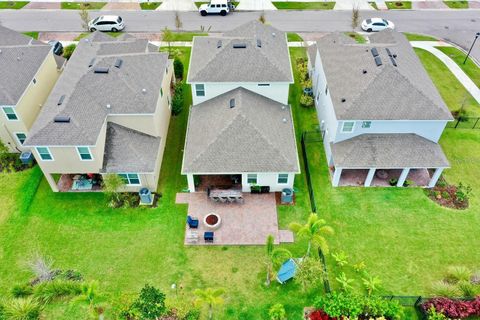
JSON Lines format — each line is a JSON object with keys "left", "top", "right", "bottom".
{"left": 0, "top": 9, "right": 479, "bottom": 59}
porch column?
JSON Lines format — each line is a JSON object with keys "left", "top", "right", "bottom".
{"left": 428, "top": 168, "right": 444, "bottom": 188}
{"left": 45, "top": 173, "right": 59, "bottom": 192}
{"left": 397, "top": 168, "right": 410, "bottom": 187}
{"left": 187, "top": 174, "right": 195, "bottom": 192}
{"left": 332, "top": 167, "right": 343, "bottom": 187}
{"left": 364, "top": 168, "right": 376, "bottom": 187}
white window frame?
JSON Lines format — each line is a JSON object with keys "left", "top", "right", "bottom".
{"left": 195, "top": 84, "right": 205, "bottom": 97}
{"left": 277, "top": 173, "right": 289, "bottom": 184}
{"left": 36, "top": 146, "right": 54, "bottom": 161}
{"left": 2, "top": 106, "right": 19, "bottom": 121}
{"left": 362, "top": 121, "right": 372, "bottom": 128}
{"left": 341, "top": 121, "right": 355, "bottom": 133}
{"left": 247, "top": 174, "right": 257, "bottom": 184}
{"left": 76, "top": 146, "right": 94, "bottom": 161}
{"left": 14, "top": 132, "right": 27, "bottom": 145}
{"left": 118, "top": 173, "right": 141, "bottom": 186}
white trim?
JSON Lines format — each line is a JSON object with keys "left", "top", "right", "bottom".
{"left": 36, "top": 146, "right": 54, "bottom": 161}
{"left": 14, "top": 132, "right": 27, "bottom": 146}
{"left": 76, "top": 146, "right": 94, "bottom": 161}
{"left": 341, "top": 121, "right": 355, "bottom": 133}
{"left": 1, "top": 106, "right": 19, "bottom": 121}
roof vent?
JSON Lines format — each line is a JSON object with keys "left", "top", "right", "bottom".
{"left": 229, "top": 98, "right": 235, "bottom": 108}
{"left": 371, "top": 48, "right": 379, "bottom": 57}
{"left": 282, "top": 118, "right": 287, "bottom": 123}
{"left": 88, "top": 58, "right": 95, "bottom": 67}
{"left": 17, "top": 57, "right": 21, "bottom": 61}
{"left": 114, "top": 58, "right": 123, "bottom": 68}
{"left": 0, "top": 49, "right": 2, "bottom": 54}
{"left": 341, "top": 98, "right": 346, "bottom": 103}
{"left": 94, "top": 66, "right": 109, "bottom": 74}
{"left": 142, "top": 88, "right": 147, "bottom": 94}
{"left": 106, "top": 104, "right": 111, "bottom": 109}
{"left": 272, "top": 32, "right": 276, "bottom": 37}
{"left": 374, "top": 56, "right": 382, "bottom": 67}
{"left": 233, "top": 43, "right": 247, "bottom": 49}
{"left": 54, "top": 115, "right": 70, "bottom": 123}
{"left": 57, "top": 95, "right": 65, "bottom": 106}
{"left": 362, "top": 69, "right": 367, "bottom": 74}
{"left": 257, "top": 39, "right": 262, "bottom": 48}
{"left": 217, "top": 40, "right": 222, "bottom": 48}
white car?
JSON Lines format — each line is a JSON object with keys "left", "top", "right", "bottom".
{"left": 361, "top": 18, "right": 395, "bottom": 32}
{"left": 88, "top": 15, "right": 125, "bottom": 32}
{"left": 199, "top": 0, "right": 233, "bottom": 16}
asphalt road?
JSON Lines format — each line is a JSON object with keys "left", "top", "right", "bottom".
{"left": 0, "top": 9, "right": 479, "bottom": 59}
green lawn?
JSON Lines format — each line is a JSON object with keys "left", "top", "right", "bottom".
{"left": 287, "top": 32, "right": 303, "bottom": 42}
{"left": 60, "top": 1, "right": 106, "bottom": 9}
{"left": 140, "top": 1, "right": 161, "bottom": 9}
{"left": 75, "top": 32, "right": 124, "bottom": 40}
{"left": 168, "top": 32, "right": 208, "bottom": 42}
{"left": 414, "top": 47, "right": 480, "bottom": 118}
{"left": 272, "top": 1, "right": 335, "bottom": 9}
{"left": 436, "top": 46, "right": 480, "bottom": 88}
{"left": 0, "top": 1, "right": 29, "bottom": 9}
{"left": 385, "top": 1, "right": 412, "bottom": 9}
{"left": 22, "top": 31, "right": 39, "bottom": 39}
{"left": 195, "top": 1, "right": 238, "bottom": 7}
{"left": 344, "top": 32, "right": 367, "bottom": 44}
{"left": 443, "top": 0, "right": 469, "bottom": 8}
{"left": 404, "top": 32, "right": 438, "bottom": 41}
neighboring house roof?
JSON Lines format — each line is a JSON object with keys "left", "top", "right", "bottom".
{"left": 182, "top": 87, "right": 299, "bottom": 174}
{"left": 25, "top": 32, "right": 168, "bottom": 146}
{"left": 315, "top": 30, "right": 453, "bottom": 121}
{"left": 331, "top": 134, "right": 450, "bottom": 168}
{"left": 0, "top": 26, "right": 52, "bottom": 105}
{"left": 102, "top": 123, "right": 160, "bottom": 173}
{"left": 187, "top": 20, "right": 293, "bottom": 83}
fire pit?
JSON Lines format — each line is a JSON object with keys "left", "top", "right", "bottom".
{"left": 203, "top": 213, "right": 221, "bottom": 230}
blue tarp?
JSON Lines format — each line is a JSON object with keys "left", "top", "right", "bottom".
{"left": 276, "top": 258, "right": 297, "bottom": 284}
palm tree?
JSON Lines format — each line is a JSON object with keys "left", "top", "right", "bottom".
{"left": 289, "top": 214, "right": 334, "bottom": 257}
{"left": 194, "top": 288, "right": 225, "bottom": 320}
{"left": 265, "top": 235, "right": 292, "bottom": 286}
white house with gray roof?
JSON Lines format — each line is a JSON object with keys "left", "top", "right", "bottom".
{"left": 307, "top": 30, "right": 453, "bottom": 187}
{"left": 25, "top": 32, "right": 174, "bottom": 192}
{"left": 0, "top": 26, "right": 65, "bottom": 153}
{"left": 183, "top": 21, "right": 299, "bottom": 193}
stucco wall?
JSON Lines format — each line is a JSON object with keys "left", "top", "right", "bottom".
{"left": 240, "top": 172, "right": 296, "bottom": 192}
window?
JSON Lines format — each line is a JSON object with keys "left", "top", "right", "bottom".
{"left": 160, "top": 88, "right": 163, "bottom": 97}
{"left": 341, "top": 121, "right": 355, "bottom": 133}
{"left": 76, "top": 146, "right": 93, "bottom": 161}
{"left": 2, "top": 106, "right": 18, "bottom": 121}
{"left": 36, "top": 147, "right": 53, "bottom": 161}
{"left": 15, "top": 133, "right": 27, "bottom": 145}
{"left": 258, "top": 83, "right": 270, "bottom": 87}
{"left": 195, "top": 84, "right": 205, "bottom": 97}
{"left": 119, "top": 173, "right": 141, "bottom": 186}
{"left": 278, "top": 173, "right": 289, "bottom": 184}
{"left": 325, "top": 85, "right": 328, "bottom": 95}
{"left": 362, "top": 121, "right": 372, "bottom": 128}
{"left": 247, "top": 174, "right": 257, "bottom": 184}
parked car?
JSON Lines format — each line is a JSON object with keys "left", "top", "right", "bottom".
{"left": 88, "top": 15, "right": 125, "bottom": 32}
{"left": 48, "top": 40, "right": 63, "bottom": 56}
{"left": 199, "top": 0, "right": 234, "bottom": 16}
{"left": 361, "top": 18, "right": 395, "bottom": 32}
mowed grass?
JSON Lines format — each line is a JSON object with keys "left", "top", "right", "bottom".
{"left": 22, "top": 31, "right": 39, "bottom": 39}
{"left": 344, "top": 32, "right": 367, "bottom": 44}
{"left": 443, "top": 0, "right": 469, "bottom": 8}
{"left": 140, "top": 1, "right": 161, "bottom": 9}
{"left": 273, "top": 1, "right": 335, "bottom": 10}
{"left": 0, "top": 1, "right": 29, "bottom": 9}
{"left": 436, "top": 46, "right": 480, "bottom": 88}
{"left": 385, "top": 1, "right": 412, "bottom": 9}
{"left": 287, "top": 32, "right": 304, "bottom": 42}
{"left": 404, "top": 32, "right": 438, "bottom": 41}
{"left": 167, "top": 32, "right": 208, "bottom": 42}
{"left": 60, "top": 1, "right": 106, "bottom": 9}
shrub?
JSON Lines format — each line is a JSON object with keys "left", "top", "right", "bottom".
{"left": 308, "top": 309, "right": 333, "bottom": 320}
{"left": 455, "top": 183, "right": 472, "bottom": 203}
{"left": 2, "top": 297, "right": 42, "bottom": 320}
{"left": 431, "top": 280, "right": 461, "bottom": 297}
{"left": 27, "top": 254, "right": 55, "bottom": 284}
{"left": 11, "top": 284, "right": 33, "bottom": 298}
{"left": 421, "top": 297, "right": 480, "bottom": 319}
{"left": 403, "top": 179, "right": 413, "bottom": 187}
{"left": 57, "top": 269, "right": 83, "bottom": 282}
{"left": 184, "top": 309, "right": 201, "bottom": 320}
{"left": 268, "top": 303, "right": 286, "bottom": 320}
{"left": 129, "top": 284, "right": 167, "bottom": 320}
{"left": 300, "top": 94, "right": 314, "bottom": 108}
{"left": 172, "top": 82, "right": 185, "bottom": 116}
{"left": 353, "top": 261, "right": 366, "bottom": 273}
{"left": 33, "top": 280, "right": 82, "bottom": 303}
{"left": 63, "top": 44, "right": 76, "bottom": 60}
{"left": 389, "top": 178, "right": 398, "bottom": 186}
{"left": 426, "top": 306, "right": 448, "bottom": 320}
{"left": 441, "top": 191, "right": 450, "bottom": 200}
{"left": 173, "top": 58, "right": 184, "bottom": 80}
{"left": 458, "top": 280, "right": 477, "bottom": 298}
{"left": 331, "top": 251, "right": 349, "bottom": 267}
{"left": 445, "top": 266, "right": 472, "bottom": 284}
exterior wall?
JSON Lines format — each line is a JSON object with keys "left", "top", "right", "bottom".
{"left": 100, "top": 173, "right": 157, "bottom": 193}
{"left": 240, "top": 172, "right": 295, "bottom": 193}
{"left": 0, "top": 53, "right": 61, "bottom": 152}
{"left": 190, "top": 82, "right": 290, "bottom": 105}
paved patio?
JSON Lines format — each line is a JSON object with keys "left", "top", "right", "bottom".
{"left": 336, "top": 168, "right": 432, "bottom": 187}
{"left": 176, "top": 192, "right": 294, "bottom": 246}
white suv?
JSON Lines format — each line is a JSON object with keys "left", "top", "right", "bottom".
{"left": 88, "top": 15, "right": 125, "bottom": 32}
{"left": 199, "top": 0, "right": 234, "bottom": 16}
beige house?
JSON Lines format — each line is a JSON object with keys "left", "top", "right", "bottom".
{"left": 25, "top": 32, "right": 174, "bottom": 192}
{"left": 0, "top": 26, "right": 65, "bottom": 153}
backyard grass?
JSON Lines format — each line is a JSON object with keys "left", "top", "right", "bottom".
{"left": 404, "top": 32, "right": 438, "bottom": 41}
{"left": 272, "top": 1, "right": 335, "bottom": 9}
{"left": 139, "top": 1, "right": 161, "bottom": 9}
{"left": 414, "top": 47, "right": 480, "bottom": 117}
{"left": 443, "top": 0, "right": 469, "bottom": 8}
{"left": 385, "top": 1, "right": 412, "bottom": 9}
{"left": 60, "top": 1, "right": 106, "bottom": 9}
{"left": 0, "top": 1, "right": 28, "bottom": 9}
{"left": 287, "top": 32, "right": 304, "bottom": 42}
{"left": 436, "top": 46, "right": 480, "bottom": 88}
{"left": 22, "top": 31, "right": 39, "bottom": 39}
{"left": 344, "top": 32, "right": 367, "bottom": 44}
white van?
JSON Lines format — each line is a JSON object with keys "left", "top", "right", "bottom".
{"left": 199, "top": 0, "right": 234, "bottom": 16}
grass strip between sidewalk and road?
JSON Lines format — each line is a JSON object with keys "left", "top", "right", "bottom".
{"left": 61, "top": 2, "right": 106, "bottom": 9}
{"left": 385, "top": 1, "right": 412, "bottom": 9}
{"left": 0, "top": 1, "right": 29, "bottom": 9}
{"left": 404, "top": 32, "right": 438, "bottom": 41}
{"left": 140, "top": 2, "right": 161, "bottom": 9}
{"left": 272, "top": 1, "right": 335, "bottom": 9}
{"left": 443, "top": 0, "right": 469, "bottom": 8}
{"left": 436, "top": 46, "right": 480, "bottom": 88}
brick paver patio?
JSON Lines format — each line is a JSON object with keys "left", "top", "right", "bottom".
{"left": 177, "top": 192, "right": 294, "bottom": 246}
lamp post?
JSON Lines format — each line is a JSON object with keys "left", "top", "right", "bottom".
{"left": 463, "top": 32, "right": 480, "bottom": 65}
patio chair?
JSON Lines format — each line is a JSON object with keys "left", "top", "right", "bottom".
{"left": 227, "top": 197, "right": 236, "bottom": 203}
{"left": 219, "top": 197, "right": 227, "bottom": 203}
{"left": 187, "top": 215, "right": 199, "bottom": 229}
{"left": 204, "top": 231, "right": 214, "bottom": 243}
{"left": 211, "top": 196, "right": 220, "bottom": 202}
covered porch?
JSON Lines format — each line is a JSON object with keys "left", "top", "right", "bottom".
{"left": 330, "top": 134, "right": 450, "bottom": 188}
{"left": 56, "top": 173, "right": 103, "bottom": 192}
{"left": 192, "top": 174, "right": 242, "bottom": 192}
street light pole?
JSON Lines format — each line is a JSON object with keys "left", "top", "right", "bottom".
{"left": 463, "top": 32, "right": 480, "bottom": 65}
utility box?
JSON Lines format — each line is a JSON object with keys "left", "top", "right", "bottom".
{"left": 139, "top": 188, "right": 153, "bottom": 205}
{"left": 19, "top": 151, "right": 33, "bottom": 165}
{"left": 281, "top": 188, "right": 293, "bottom": 204}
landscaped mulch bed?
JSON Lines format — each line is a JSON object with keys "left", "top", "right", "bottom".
{"left": 426, "top": 181, "right": 469, "bottom": 210}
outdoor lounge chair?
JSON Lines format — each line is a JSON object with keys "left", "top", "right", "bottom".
{"left": 204, "top": 231, "right": 214, "bottom": 243}
{"left": 187, "top": 215, "right": 199, "bottom": 229}
{"left": 276, "top": 258, "right": 299, "bottom": 284}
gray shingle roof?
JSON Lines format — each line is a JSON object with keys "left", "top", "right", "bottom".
{"left": 315, "top": 30, "right": 453, "bottom": 121}
{"left": 0, "top": 26, "right": 52, "bottom": 105}
{"left": 25, "top": 32, "right": 167, "bottom": 146}
{"left": 102, "top": 123, "right": 160, "bottom": 173}
{"left": 331, "top": 134, "right": 450, "bottom": 168}
{"left": 187, "top": 20, "right": 293, "bottom": 83}
{"left": 182, "top": 87, "right": 299, "bottom": 174}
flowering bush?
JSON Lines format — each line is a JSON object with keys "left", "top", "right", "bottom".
{"left": 308, "top": 310, "right": 336, "bottom": 320}
{"left": 421, "top": 297, "right": 480, "bottom": 319}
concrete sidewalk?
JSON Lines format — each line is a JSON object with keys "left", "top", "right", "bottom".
{"left": 157, "top": 0, "right": 197, "bottom": 11}
{"left": 411, "top": 41, "right": 480, "bottom": 103}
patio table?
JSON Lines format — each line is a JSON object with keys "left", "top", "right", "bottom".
{"left": 209, "top": 189, "right": 243, "bottom": 203}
